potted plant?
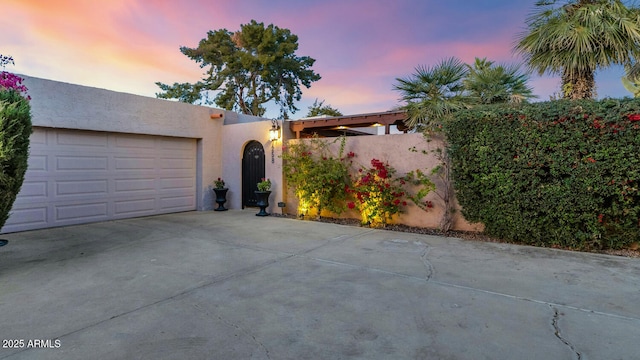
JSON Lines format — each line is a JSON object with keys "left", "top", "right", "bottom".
{"left": 255, "top": 178, "right": 272, "bottom": 216}
{"left": 213, "top": 177, "right": 228, "bottom": 211}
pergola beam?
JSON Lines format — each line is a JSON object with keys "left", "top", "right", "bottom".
{"left": 289, "top": 110, "right": 407, "bottom": 139}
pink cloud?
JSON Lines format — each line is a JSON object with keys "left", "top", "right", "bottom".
{"left": 3, "top": 0, "right": 624, "bottom": 119}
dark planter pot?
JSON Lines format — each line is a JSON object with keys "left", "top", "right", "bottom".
{"left": 254, "top": 190, "right": 271, "bottom": 216}
{"left": 213, "top": 188, "right": 229, "bottom": 211}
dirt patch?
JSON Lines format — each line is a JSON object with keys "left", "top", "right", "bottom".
{"left": 271, "top": 213, "right": 639, "bottom": 258}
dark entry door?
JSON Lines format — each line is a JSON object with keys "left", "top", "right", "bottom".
{"left": 242, "top": 141, "right": 265, "bottom": 208}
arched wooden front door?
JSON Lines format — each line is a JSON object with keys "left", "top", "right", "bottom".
{"left": 242, "top": 140, "right": 265, "bottom": 208}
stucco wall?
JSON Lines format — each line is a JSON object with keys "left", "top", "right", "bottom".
{"left": 221, "top": 120, "right": 284, "bottom": 213}
{"left": 284, "top": 133, "right": 483, "bottom": 232}
{"left": 22, "top": 75, "right": 225, "bottom": 211}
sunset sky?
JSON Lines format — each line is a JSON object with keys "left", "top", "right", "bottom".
{"left": 1, "top": 0, "right": 633, "bottom": 119}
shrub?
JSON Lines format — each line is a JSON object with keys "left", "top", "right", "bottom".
{"left": 0, "top": 90, "right": 32, "bottom": 230}
{"left": 281, "top": 136, "right": 352, "bottom": 217}
{"left": 348, "top": 159, "right": 407, "bottom": 227}
{"left": 446, "top": 99, "right": 640, "bottom": 250}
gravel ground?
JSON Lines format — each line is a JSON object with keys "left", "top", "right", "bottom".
{"left": 272, "top": 214, "right": 640, "bottom": 258}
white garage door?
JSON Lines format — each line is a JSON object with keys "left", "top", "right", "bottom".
{"left": 3, "top": 128, "right": 197, "bottom": 233}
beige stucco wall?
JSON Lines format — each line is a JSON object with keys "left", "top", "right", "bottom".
{"left": 284, "top": 133, "right": 483, "bottom": 232}
{"left": 22, "top": 75, "right": 224, "bottom": 211}
{"left": 16, "top": 75, "right": 476, "bottom": 230}
{"left": 221, "top": 120, "right": 284, "bottom": 213}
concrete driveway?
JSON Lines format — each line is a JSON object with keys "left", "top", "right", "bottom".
{"left": 0, "top": 211, "right": 638, "bottom": 359}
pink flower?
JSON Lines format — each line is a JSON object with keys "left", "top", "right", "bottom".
{"left": 0, "top": 71, "right": 30, "bottom": 99}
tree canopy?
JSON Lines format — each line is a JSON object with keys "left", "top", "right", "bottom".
{"left": 514, "top": 0, "right": 640, "bottom": 99}
{"left": 156, "top": 20, "right": 321, "bottom": 117}
{"left": 305, "top": 99, "right": 343, "bottom": 117}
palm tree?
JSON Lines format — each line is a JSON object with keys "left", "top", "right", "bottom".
{"left": 393, "top": 57, "right": 471, "bottom": 233}
{"left": 393, "top": 57, "right": 469, "bottom": 131}
{"left": 514, "top": 0, "right": 640, "bottom": 100}
{"left": 393, "top": 57, "right": 536, "bottom": 233}
{"left": 464, "top": 58, "right": 536, "bottom": 105}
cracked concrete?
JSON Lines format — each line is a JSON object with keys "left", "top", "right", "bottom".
{"left": 1, "top": 210, "right": 639, "bottom": 359}
{"left": 551, "top": 306, "right": 581, "bottom": 360}
{"left": 420, "top": 246, "right": 434, "bottom": 281}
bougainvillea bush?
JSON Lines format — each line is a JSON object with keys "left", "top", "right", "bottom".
{"left": 0, "top": 56, "right": 32, "bottom": 229}
{"left": 282, "top": 136, "right": 437, "bottom": 227}
{"left": 347, "top": 159, "right": 408, "bottom": 227}
{"left": 446, "top": 99, "right": 640, "bottom": 250}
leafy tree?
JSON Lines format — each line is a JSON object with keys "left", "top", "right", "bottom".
{"left": 305, "top": 99, "right": 343, "bottom": 117}
{"left": 156, "top": 20, "right": 321, "bottom": 117}
{"left": 464, "top": 58, "right": 535, "bottom": 105}
{"left": 514, "top": 0, "right": 640, "bottom": 100}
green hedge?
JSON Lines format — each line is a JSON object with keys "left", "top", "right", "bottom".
{"left": 446, "top": 98, "right": 640, "bottom": 250}
{"left": 0, "top": 90, "right": 32, "bottom": 230}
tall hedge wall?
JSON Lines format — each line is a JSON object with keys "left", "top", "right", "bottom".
{"left": 446, "top": 99, "right": 640, "bottom": 250}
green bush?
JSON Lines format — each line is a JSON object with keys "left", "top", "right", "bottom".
{"left": 446, "top": 98, "right": 640, "bottom": 250}
{"left": 281, "top": 136, "right": 352, "bottom": 217}
{"left": 0, "top": 90, "right": 32, "bottom": 230}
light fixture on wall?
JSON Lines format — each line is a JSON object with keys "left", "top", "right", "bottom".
{"left": 269, "top": 120, "right": 281, "bottom": 142}
{"left": 270, "top": 120, "right": 281, "bottom": 163}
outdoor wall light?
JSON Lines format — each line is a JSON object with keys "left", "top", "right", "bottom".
{"left": 270, "top": 120, "right": 281, "bottom": 164}
{"left": 269, "top": 120, "right": 281, "bottom": 141}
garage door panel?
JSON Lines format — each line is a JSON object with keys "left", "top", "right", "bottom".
{"left": 160, "top": 177, "right": 194, "bottom": 190}
{"left": 30, "top": 129, "right": 47, "bottom": 144}
{"left": 26, "top": 155, "right": 48, "bottom": 172}
{"left": 56, "top": 180, "right": 109, "bottom": 196}
{"left": 7, "top": 207, "right": 48, "bottom": 228}
{"left": 55, "top": 202, "right": 109, "bottom": 221}
{"left": 114, "top": 156, "right": 156, "bottom": 170}
{"left": 160, "top": 138, "right": 194, "bottom": 150}
{"left": 161, "top": 160, "right": 193, "bottom": 171}
{"left": 14, "top": 181, "right": 48, "bottom": 201}
{"left": 114, "top": 199, "right": 156, "bottom": 215}
{"left": 56, "top": 131, "right": 108, "bottom": 147}
{"left": 160, "top": 195, "right": 195, "bottom": 210}
{"left": 57, "top": 156, "right": 109, "bottom": 171}
{"left": 115, "top": 134, "right": 156, "bottom": 149}
{"left": 3, "top": 128, "right": 197, "bottom": 233}
{"left": 114, "top": 178, "right": 156, "bottom": 193}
